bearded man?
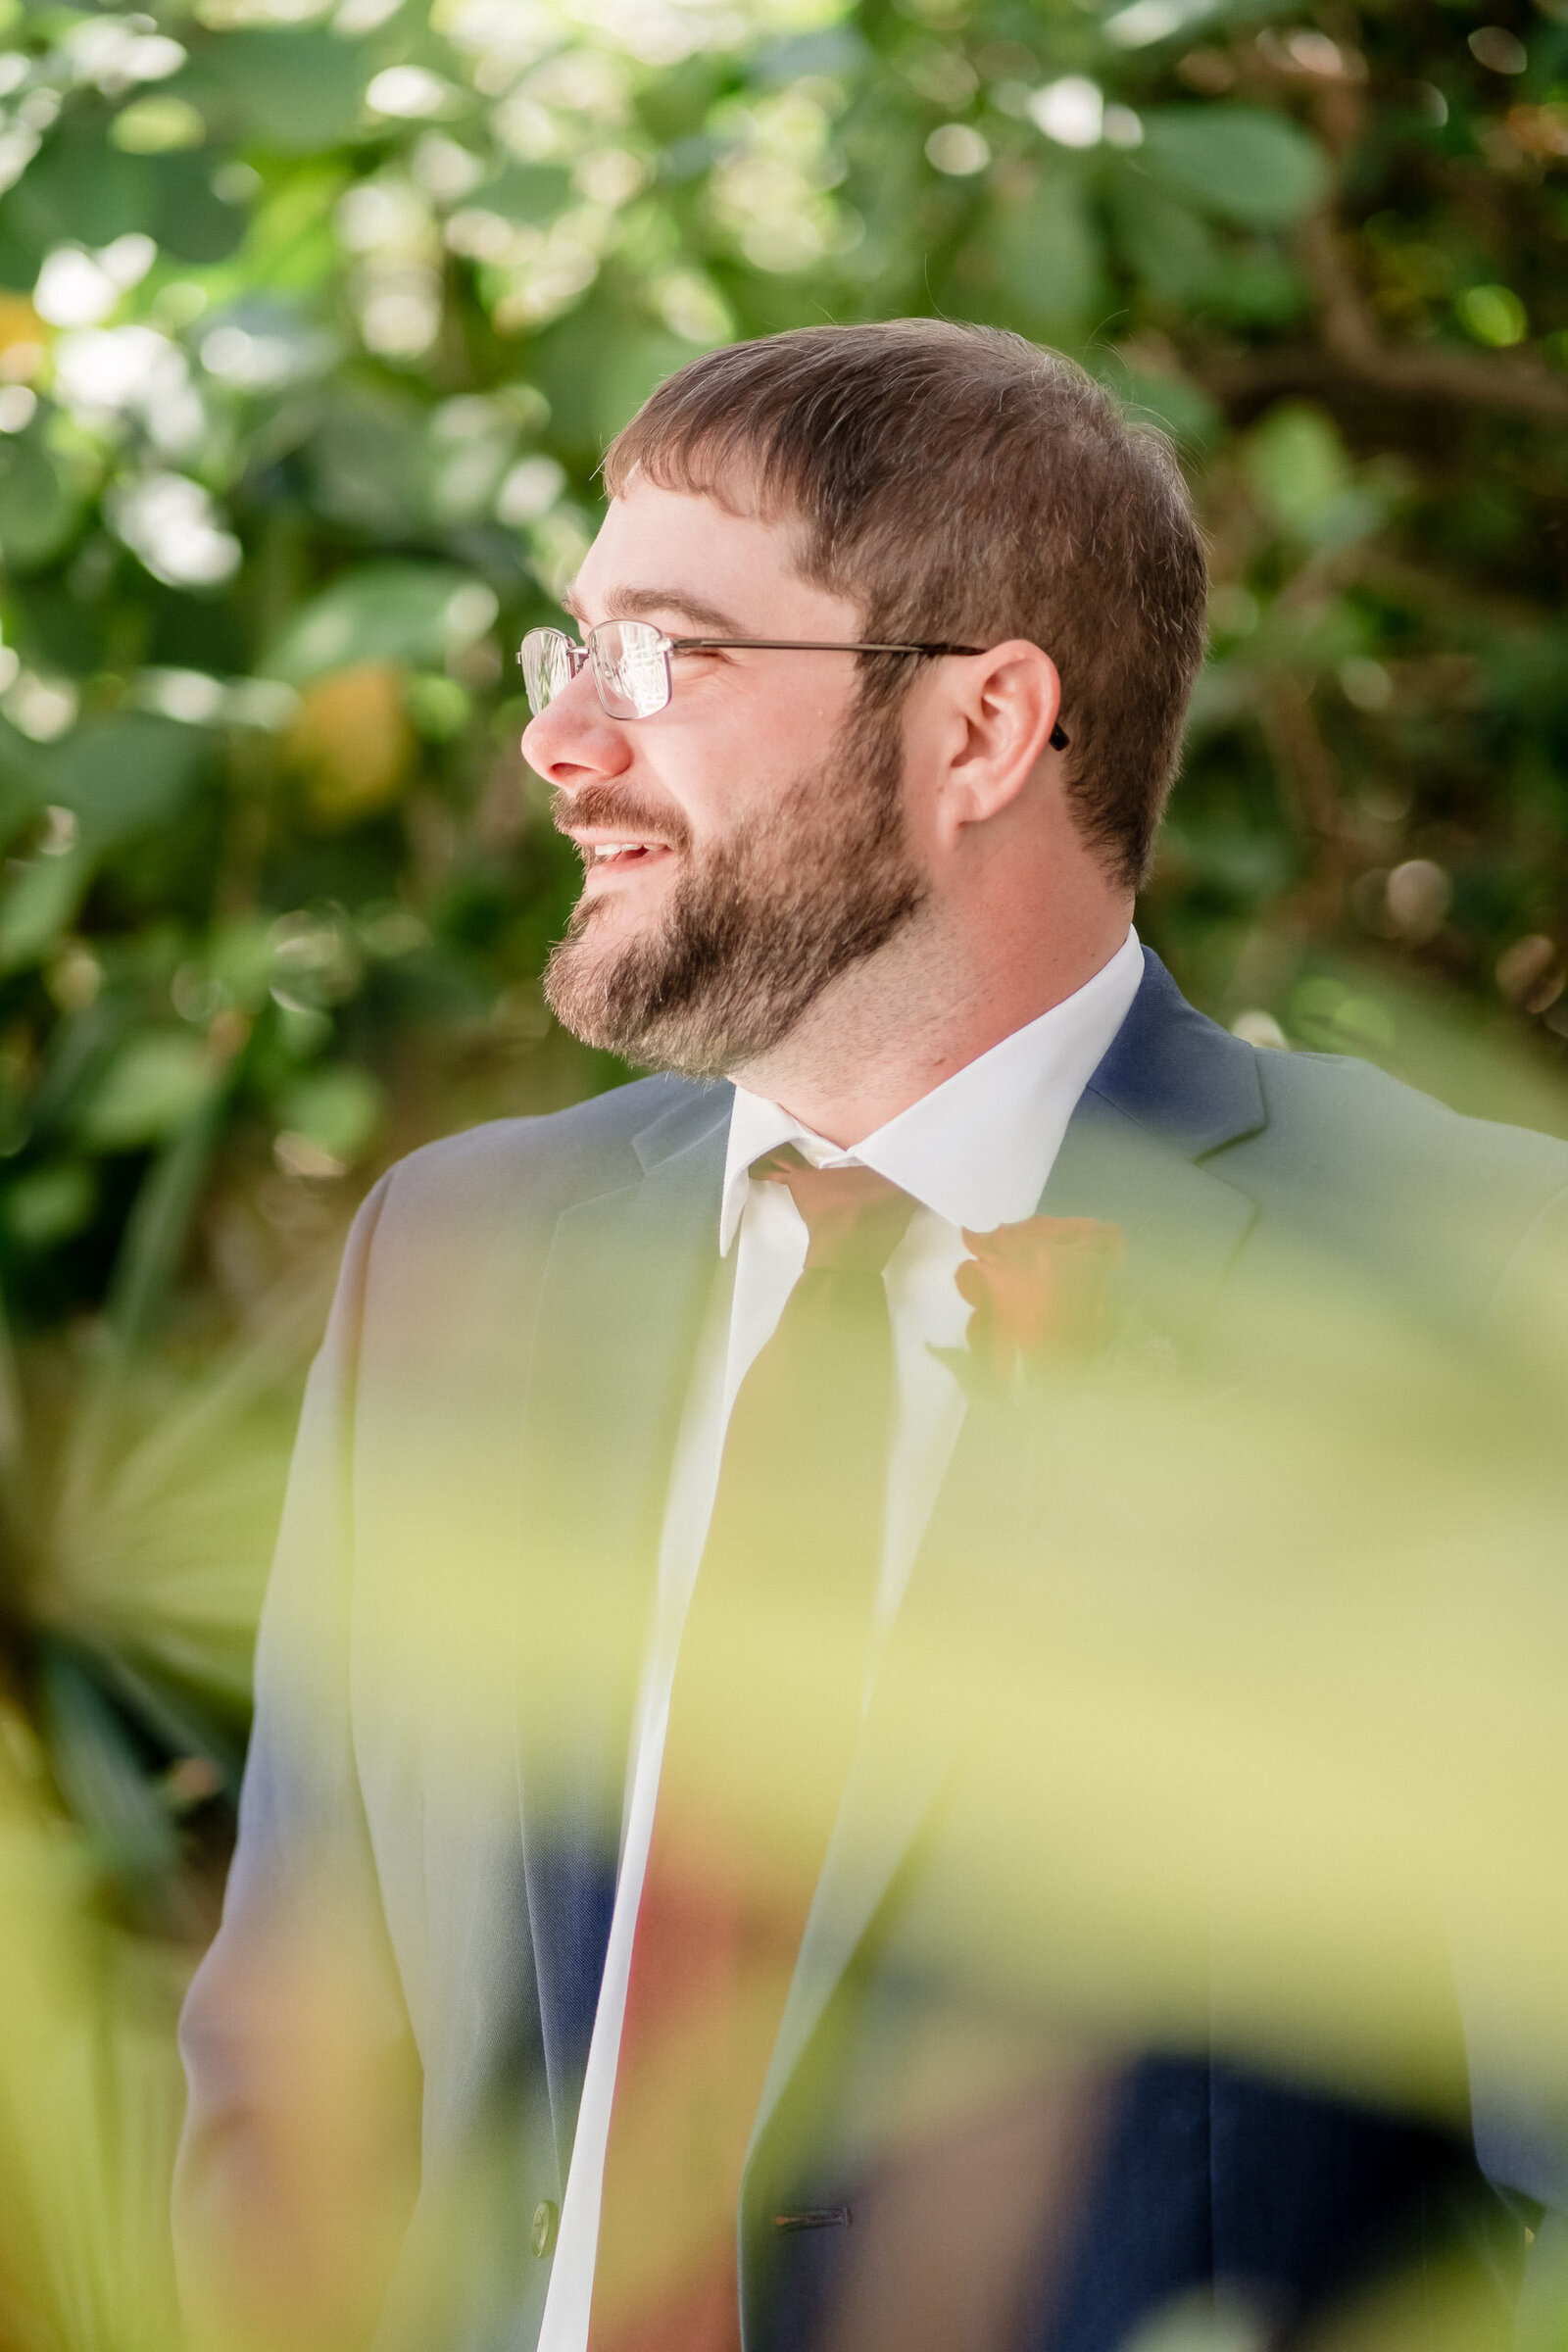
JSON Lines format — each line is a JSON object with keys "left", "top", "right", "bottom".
{"left": 174, "top": 322, "right": 1568, "bottom": 2352}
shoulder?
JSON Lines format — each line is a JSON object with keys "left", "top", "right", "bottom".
{"left": 1239, "top": 1041, "right": 1568, "bottom": 1206}
{"left": 339, "top": 1072, "right": 725, "bottom": 1324}
{"left": 1103, "top": 949, "right": 1568, "bottom": 1232}
{"left": 375, "top": 1071, "right": 719, "bottom": 1229}
{"left": 1217, "top": 1041, "right": 1568, "bottom": 1323}
{"left": 323, "top": 1072, "right": 727, "bottom": 1408}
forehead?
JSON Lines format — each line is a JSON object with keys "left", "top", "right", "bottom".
{"left": 569, "top": 477, "right": 853, "bottom": 630}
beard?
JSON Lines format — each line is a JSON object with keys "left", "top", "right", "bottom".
{"left": 542, "top": 699, "right": 927, "bottom": 1079}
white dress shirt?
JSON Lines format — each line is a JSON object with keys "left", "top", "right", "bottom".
{"left": 535, "top": 927, "right": 1145, "bottom": 2350}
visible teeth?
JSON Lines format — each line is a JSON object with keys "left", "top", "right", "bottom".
{"left": 593, "top": 842, "right": 644, "bottom": 860}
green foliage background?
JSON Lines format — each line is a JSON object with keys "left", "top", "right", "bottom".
{"left": 0, "top": 0, "right": 1563, "bottom": 1919}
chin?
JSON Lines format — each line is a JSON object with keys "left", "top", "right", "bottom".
{"left": 571, "top": 894, "right": 658, "bottom": 958}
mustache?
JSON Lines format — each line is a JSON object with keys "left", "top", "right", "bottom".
{"left": 551, "top": 784, "right": 693, "bottom": 855}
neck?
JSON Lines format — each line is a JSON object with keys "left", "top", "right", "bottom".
{"left": 729, "top": 894, "right": 1135, "bottom": 1148}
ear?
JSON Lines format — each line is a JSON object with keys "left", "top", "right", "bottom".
{"left": 937, "top": 640, "right": 1064, "bottom": 835}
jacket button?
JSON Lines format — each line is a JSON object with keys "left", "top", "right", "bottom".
{"left": 531, "top": 2200, "right": 560, "bottom": 2259}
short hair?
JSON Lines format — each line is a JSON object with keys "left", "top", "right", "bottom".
{"left": 603, "top": 320, "right": 1207, "bottom": 891}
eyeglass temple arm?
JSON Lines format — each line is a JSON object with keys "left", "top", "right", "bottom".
{"left": 668, "top": 637, "right": 981, "bottom": 656}
{"left": 667, "top": 640, "right": 1069, "bottom": 751}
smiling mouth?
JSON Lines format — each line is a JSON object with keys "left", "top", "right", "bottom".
{"left": 583, "top": 840, "right": 671, "bottom": 867}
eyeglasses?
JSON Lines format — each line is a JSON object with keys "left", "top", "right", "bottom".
{"left": 518, "top": 618, "right": 1070, "bottom": 750}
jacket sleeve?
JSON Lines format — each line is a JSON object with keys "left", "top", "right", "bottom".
{"left": 172, "top": 1171, "right": 421, "bottom": 2352}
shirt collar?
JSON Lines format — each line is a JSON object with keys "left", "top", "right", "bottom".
{"left": 719, "top": 927, "right": 1145, "bottom": 1251}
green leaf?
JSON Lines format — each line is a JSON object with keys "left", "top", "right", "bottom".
{"left": 475, "top": 162, "right": 574, "bottom": 225}
{"left": 261, "top": 563, "right": 499, "bottom": 684}
{"left": 982, "top": 172, "right": 1103, "bottom": 325}
{"left": 151, "top": 151, "right": 249, "bottom": 267}
{"left": 37, "top": 1645, "right": 178, "bottom": 1876}
{"left": 0, "top": 437, "right": 81, "bottom": 571}
{"left": 0, "top": 844, "right": 92, "bottom": 974}
{"left": 405, "top": 672, "right": 471, "bottom": 739}
{"left": 1139, "top": 108, "right": 1332, "bottom": 227}
{"left": 1243, "top": 402, "right": 1350, "bottom": 530}
{"left": 1202, "top": 247, "right": 1307, "bottom": 326}
{"left": 101, "top": 1093, "right": 224, "bottom": 1355}
{"left": 0, "top": 117, "right": 161, "bottom": 257}
{"left": 0, "top": 719, "right": 51, "bottom": 847}
{"left": 1108, "top": 177, "right": 1220, "bottom": 304}
{"left": 48, "top": 717, "right": 207, "bottom": 853}
{"left": 1242, "top": 403, "right": 1391, "bottom": 551}
{"left": 78, "top": 1031, "right": 217, "bottom": 1153}
{"left": 3, "top": 1161, "right": 97, "bottom": 1249}
{"left": 532, "top": 310, "right": 692, "bottom": 451}
{"left": 1456, "top": 284, "right": 1528, "bottom": 349}
{"left": 111, "top": 96, "right": 207, "bottom": 156}
{"left": 208, "top": 917, "right": 278, "bottom": 1012}
{"left": 593, "top": 331, "right": 707, "bottom": 444}
{"left": 1109, "top": 363, "right": 1221, "bottom": 449}
{"left": 306, "top": 387, "right": 427, "bottom": 535}
{"left": 273, "top": 1063, "right": 386, "bottom": 1164}
{"left": 172, "top": 31, "right": 371, "bottom": 154}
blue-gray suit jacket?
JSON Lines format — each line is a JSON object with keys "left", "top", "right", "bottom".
{"left": 177, "top": 951, "right": 1568, "bottom": 2352}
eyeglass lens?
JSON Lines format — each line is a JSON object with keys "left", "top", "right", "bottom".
{"left": 591, "top": 621, "right": 670, "bottom": 720}
{"left": 520, "top": 620, "right": 674, "bottom": 721}
{"left": 520, "top": 629, "right": 572, "bottom": 715}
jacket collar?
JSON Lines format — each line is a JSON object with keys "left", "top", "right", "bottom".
{"left": 1080, "top": 946, "right": 1264, "bottom": 1163}
{"left": 632, "top": 1077, "right": 733, "bottom": 1175}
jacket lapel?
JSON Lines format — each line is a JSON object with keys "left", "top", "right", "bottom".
{"left": 748, "top": 952, "right": 1268, "bottom": 2161}
{"left": 1044, "top": 946, "right": 1267, "bottom": 1330}
{"left": 514, "top": 1082, "right": 731, "bottom": 2165}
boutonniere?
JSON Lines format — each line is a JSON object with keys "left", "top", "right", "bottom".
{"left": 940, "top": 1213, "right": 1184, "bottom": 1392}
{"left": 944, "top": 1215, "right": 1128, "bottom": 1401}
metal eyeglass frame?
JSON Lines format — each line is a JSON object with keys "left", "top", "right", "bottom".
{"left": 518, "top": 619, "right": 1070, "bottom": 751}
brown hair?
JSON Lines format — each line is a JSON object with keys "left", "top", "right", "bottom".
{"left": 603, "top": 320, "right": 1207, "bottom": 891}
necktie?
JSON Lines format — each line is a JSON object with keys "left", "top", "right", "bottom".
{"left": 587, "top": 1150, "right": 917, "bottom": 2352}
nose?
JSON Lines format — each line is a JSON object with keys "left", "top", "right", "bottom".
{"left": 520, "top": 667, "right": 633, "bottom": 793}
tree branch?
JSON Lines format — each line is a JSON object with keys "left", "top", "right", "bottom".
{"left": 1203, "top": 216, "right": 1568, "bottom": 423}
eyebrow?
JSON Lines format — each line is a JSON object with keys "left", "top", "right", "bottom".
{"left": 559, "top": 581, "right": 750, "bottom": 638}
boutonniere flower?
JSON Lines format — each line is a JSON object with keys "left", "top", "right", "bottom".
{"left": 948, "top": 1215, "right": 1126, "bottom": 1399}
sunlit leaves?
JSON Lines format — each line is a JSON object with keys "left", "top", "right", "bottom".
{"left": 1456, "top": 282, "right": 1528, "bottom": 348}
{"left": 109, "top": 94, "right": 207, "bottom": 155}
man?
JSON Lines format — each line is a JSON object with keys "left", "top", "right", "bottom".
{"left": 175, "top": 322, "right": 1568, "bottom": 2352}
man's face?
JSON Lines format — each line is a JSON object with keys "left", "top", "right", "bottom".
{"left": 520, "top": 479, "right": 927, "bottom": 1078}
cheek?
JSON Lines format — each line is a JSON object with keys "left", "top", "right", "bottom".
{"left": 747, "top": 686, "right": 859, "bottom": 813}
{"left": 658, "top": 703, "right": 800, "bottom": 831}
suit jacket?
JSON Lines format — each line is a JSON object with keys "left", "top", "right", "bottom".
{"left": 177, "top": 951, "right": 1568, "bottom": 2352}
